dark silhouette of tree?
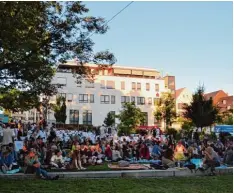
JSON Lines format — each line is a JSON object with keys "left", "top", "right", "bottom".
{"left": 52, "top": 96, "right": 67, "bottom": 124}
{"left": 104, "top": 112, "right": 115, "bottom": 127}
{"left": 183, "top": 86, "right": 219, "bottom": 131}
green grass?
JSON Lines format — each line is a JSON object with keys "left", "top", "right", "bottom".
{"left": 0, "top": 175, "right": 232, "bottom": 193}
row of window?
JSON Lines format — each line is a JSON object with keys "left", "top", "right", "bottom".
{"left": 69, "top": 110, "right": 92, "bottom": 125}
{"left": 121, "top": 96, "right": 159, "bottom": 106}
{"left": 57, "top": 77, "right": 160, "bottom": 91}
{"left": 69, "top": 110, "right": 160, "bottom": 126}
{"left": 57, "top": 93, "right": 159, "bottom": 105}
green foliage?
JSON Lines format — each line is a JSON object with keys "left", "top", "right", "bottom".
{"left": 217, "top": 109, "right": 233, "bottom": 125}
{"left": 0, "top": 2, "right": 116, "bottom": 110}
{"left": 117, "top": 102, "right": 144, "bottom": 135}
{"left": 154, "top": 92, "right": 177, "bottom": 127}
{"left": 104, "top": 112, "right": 115, "bottom": 127}
{"left": 52, "top": 96, "right": 67, "bottom": 123}
{"left": 0, "top": 89, "right": 40, "bottom": 112}
{"left": 183, "top": 85, "right": 219, "bottom": 130}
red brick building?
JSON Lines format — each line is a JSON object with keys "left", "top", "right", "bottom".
{"left": 204, "top": 90, "right": 233, "bottom": 113}
{"left": 204, "top": 90, "right": 228, "bottom": 105}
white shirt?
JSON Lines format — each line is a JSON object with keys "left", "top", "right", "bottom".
{"left": 2, "top": 128, "right": 15, "bottom": 145}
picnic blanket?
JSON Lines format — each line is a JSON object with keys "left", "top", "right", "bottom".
{"left": 108, "top": 163, "right": 149, "bottom": 170}
{"left": 130, "top": 159, "right": 162, "bottom": 165}
{"left": 0, "top": 167, "right": 21, "bottom": 174}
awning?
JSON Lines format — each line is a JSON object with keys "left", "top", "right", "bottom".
{"left": 214, "top": 125, "right": 233, "bottom": 133}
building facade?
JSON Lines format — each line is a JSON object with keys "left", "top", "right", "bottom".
{"left": 175, "top": 88, "right": 193, "bottom": 116}
{"left": 48, "top": 61, "right": 174, "bottom": 127}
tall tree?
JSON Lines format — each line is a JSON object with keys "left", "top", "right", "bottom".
{"left": 183, "top": 86, "right": 219, "bottom": 131}
{"left": 52, "top": 96, "right": 67, "bottom": 124}
{"left": 154, "top": 92, "right": 177, "bottom": 128}
{"left": 116, "top": 102, "right": 144, "bottom": 135}
{"left": 0, "top": 2, "right": 116, "bottom": 111}
{"left": 104, "top": 112, "right": 115, "bottom": 127}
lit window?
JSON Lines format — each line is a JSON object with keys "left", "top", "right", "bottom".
{"left": 121, "top": 81, "right": 125, "bottom": 90}
{"left": 106, "top": 81, "right": 115, "bottom": 89}
{"left": 132, "top": 82, "right": 136, "bottom": 90}
{"left": 137, "top": 83, "right": 141, "bottom": 91}
{"left": 155, "top": 84, "right": 159, "bottom": 92}
{"left": 148, "top": 97, "right": 152, "bottom": 105}
{"left": 146, "top": 83, "right": 150, "bottom": 91}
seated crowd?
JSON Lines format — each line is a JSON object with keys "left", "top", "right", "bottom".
{"left": 0, "top": 121, "right": 233, "bottom": 179}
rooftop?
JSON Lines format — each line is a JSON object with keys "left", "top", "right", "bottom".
{"left": 59, "top": 60, "right": 160, "bottom": 73}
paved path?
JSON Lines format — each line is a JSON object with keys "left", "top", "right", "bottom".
{"left": 0, "top": 167, "right": 232, "bottom": 179}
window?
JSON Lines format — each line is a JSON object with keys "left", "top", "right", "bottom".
{"left": 90, "top": 94, "right": 94, "bottom": 103}
{"left": 223, "top": 100, "right": 226, "bottom": 105}
{"left": 69, "top": 110, "right": 79, "bottom": 124}
{"left": 111, "top": 95, "right": 115, "bottom": 104}
{"left": 154, "top": 98, "right": 159, "bottom": 106}
{"left": 146, "top": 83, "right": 150, "bottom": 91}
{"left": 67, "top": 93, "right": 73, "bottom": 102}
{"left": 121, "top": 96, "right": 130, "bottom": 104}
{"left": 155, "top": 84, "right": 159, "bottom": 92}
{"left": 85, "top": 79, "right": 94, "bottom": 88}
{"left": 148, "top": 97, "right": 152, "bottom": 105}
{"left": 121, "top": 81, "right": 125, "bottom": 90}
{"left": 100, "top": 80, "right": 105, "bottom": 89}
{"left": 79, "top": 94, "right": 88, "bottom": 103}
{"left": 132, "top": 82, "right": 136, "bottom": 90}
{"left": 137, "top": 83, "right": 141, "bottom": 91}
{"left": 83, "top": 110, "right": 92, "bottom": 125}
{"left": 57, "top": 77, "right": 67, "bottom": 86}
{"left": 131, "top": 96, "right": 136, "bottom": 103}
{"left": 141, "top": 112, "right": 148, "bottom": 126}
{"left": 106, "top": 80, "right": 115, "bottom": 89}
{"left": 137, "top": 97, "right": 145, "bottom": 105}
{"left": 101, "top": 95, "right": 110, "bottom": 104}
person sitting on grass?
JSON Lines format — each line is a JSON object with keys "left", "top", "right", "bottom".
{"left": 71, "top": 145, "right": 86, "bottom": 170}
{"left": 0, "top": 147, "right": 19, "bottom": 174}
{"left": 112, "top": 145, "right": 122, "bottom": 162}
{"left": 50, "top": 150, "right": 65, "bottom": 169}
{"left": 151, "top": 141, "right": 162, "bottom": 160}
{"left": 174, "top": 141, "right": 187, "bottom": 161}
{"left": 200, "top": 146, "right": 221, "bottom": 175}
{"left": 223, "top": 146, "right": 233, "bottom": 166}
{"left": 25, "top": 148, "right": 59, "bottom": 180}
{"left": 161, "top": 145, "right": 175, "bottom": 168}
{"left": 105, "top": 144, "right": 112, "bottom": 161}
{"left": 139, "top": 143, "right": 150, "bottom": 160}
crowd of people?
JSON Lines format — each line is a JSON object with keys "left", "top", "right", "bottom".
{"left": 0, "top": 120, "right": 233, "bottom": 180}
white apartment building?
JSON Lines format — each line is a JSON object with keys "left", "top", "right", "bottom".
{"left": 48, "top": 61, "right": 172, "bottom": 127}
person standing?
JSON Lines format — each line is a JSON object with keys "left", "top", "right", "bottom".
{"left": 2, "top": 124, "right": 15, "bottom": 145}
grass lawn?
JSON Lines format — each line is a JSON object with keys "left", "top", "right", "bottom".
{"left": 0, "top": 175, "right": 232, "bottom": 193}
